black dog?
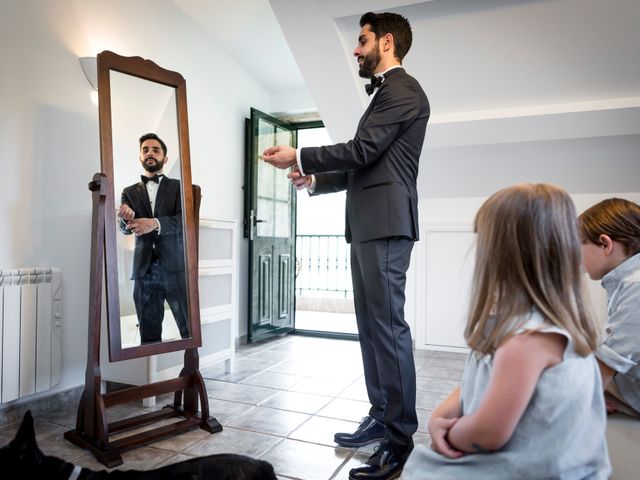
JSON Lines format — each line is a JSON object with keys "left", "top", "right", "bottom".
{"left": 1, "top": 410, "right": 277, "bottom": 479}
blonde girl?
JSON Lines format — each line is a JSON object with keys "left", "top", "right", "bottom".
{"left": 403, "top": 183, "right": 610, "bottom": 479}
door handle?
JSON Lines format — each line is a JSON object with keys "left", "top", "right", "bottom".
{"left": 249, "top": 210, "right": 266, "bottom": 241}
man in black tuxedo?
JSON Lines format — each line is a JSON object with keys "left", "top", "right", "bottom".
{"left": 118, "top": 133, "right": 189, "bottom": 344}
{"left": 264, "top": 11, "right": 429, "bottom": 480}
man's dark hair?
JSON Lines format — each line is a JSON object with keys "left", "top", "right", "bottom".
{"left": 360, "top": 11, "right": 412, "bottom": 62}
{"left": 139, "top": 133, "right": 167, "bottom": 156}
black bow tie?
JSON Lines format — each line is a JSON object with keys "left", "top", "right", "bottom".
{"left": 365, "top": 75, "right": 384, "bottom": 95}
{"left": 141, "top": 174, "right": 163, "bottom": 184}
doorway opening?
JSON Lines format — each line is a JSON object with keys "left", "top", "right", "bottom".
{"left": 294, "top": 125, "right": 357, "bottom": 338}
{"left": 244, "top": 109, "right": 356, "bottom": 342}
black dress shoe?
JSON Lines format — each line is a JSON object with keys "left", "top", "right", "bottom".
{"left": 334, "top": 416, "right": 386, "bottom": 447}
{"left": 349, "top": 443, "right": 412, "bottom": 480}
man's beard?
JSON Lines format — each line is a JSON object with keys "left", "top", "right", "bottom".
{"left": 358, "top": 44, "right": 381, "bottom": 79}
{"left": 142, "top": 158, "right": 164, "bottom": 173}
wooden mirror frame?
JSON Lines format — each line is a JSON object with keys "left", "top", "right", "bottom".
{"left": 64, "top": 52, "right": 220, "bottom": 468}
{"left": 97, "top": 50, "right": 202, "bottom": 361}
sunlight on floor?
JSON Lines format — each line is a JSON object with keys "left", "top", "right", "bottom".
{"left": 295, "top": 310, "right": 358, "bottom": 334}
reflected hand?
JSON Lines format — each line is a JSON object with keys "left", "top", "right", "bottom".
{"left": 287, "top": 167, "right": 312, "bottom": 190}
{"left": 429, "top": 416, "right": 464, "bottom": 459}
{"left": 118, "top": 204, "right": 135, "bottom": 221}
{"left": 127, "top": 218, "right": 158, "bottom": 236}
{"left": 263, "top": 145, "right": 297, "bottom": 169}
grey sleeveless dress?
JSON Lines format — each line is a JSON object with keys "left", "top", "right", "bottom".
{"left": 403, "top": 312, "right": 611, "bottom": 479}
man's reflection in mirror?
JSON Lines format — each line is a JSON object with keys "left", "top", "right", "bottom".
{"left": 117, "top": 133, "right": 190, "bottom": 344}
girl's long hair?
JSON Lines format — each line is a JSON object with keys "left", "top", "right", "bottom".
{"left": 465, "top": 183, "right": 599, "bottom": 356}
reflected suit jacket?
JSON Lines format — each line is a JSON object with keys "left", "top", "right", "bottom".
{"left": 301, "top": 68, "right": 429, "bottom": 244}
{"left": 119, "top": 177, "right": 184, "bottom": 279}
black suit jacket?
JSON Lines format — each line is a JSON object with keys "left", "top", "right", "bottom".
{"left": 300, "top": 68, "right": 429, "bottom": 244}
{"left": 119, "top": 177, "right": 184, "bottom": 279}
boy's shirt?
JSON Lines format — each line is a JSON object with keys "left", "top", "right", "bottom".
{"left": 597, "top": 252, "right": 640, "bottom": 413}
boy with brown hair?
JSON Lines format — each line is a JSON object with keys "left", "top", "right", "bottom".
{"left": 579, "top": 197, "right": 640, "bottom": 416}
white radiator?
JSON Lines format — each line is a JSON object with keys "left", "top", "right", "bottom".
{"left": 0, "top": 268, "right": 62, "bottom": 404}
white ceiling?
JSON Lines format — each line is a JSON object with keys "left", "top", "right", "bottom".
{"left": 173, "top": 0, "right": 305, "bottom": 94}
{"left": 174, "top": 0, "right": 640, "bottom": 116}
{"left": 338, "top": 0, "right": 640, "bottom": 114}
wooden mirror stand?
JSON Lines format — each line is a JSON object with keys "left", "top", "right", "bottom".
{"left": 64, "top": 177, "right": 221, "bottom": 468}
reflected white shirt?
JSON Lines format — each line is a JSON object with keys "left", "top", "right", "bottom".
{"left": 144, "top": 175, "right": 162, "bottom": 232}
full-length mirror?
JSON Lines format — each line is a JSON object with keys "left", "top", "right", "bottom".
{"left": 112, "top": 72, "right": 188, "bottom": 348}
{"left": 97, "top": 51, "right": 201, "bottom": 361}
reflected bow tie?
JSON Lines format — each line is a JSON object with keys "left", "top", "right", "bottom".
{"left": 141, "top": 174, "right": 163, "bottom": 184}
{"left": 365, "top": 75, "right": 384, "bottom": 96}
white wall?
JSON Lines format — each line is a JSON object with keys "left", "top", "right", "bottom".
{"left": 408, "top": 192, "right": 640, "bottom": 352}
{"left": 0, "top": 0, "right": 283, "bottom": 399}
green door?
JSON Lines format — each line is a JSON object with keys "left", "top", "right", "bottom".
{"left": 245, "top": 108, "right": 297, "bottom": 343}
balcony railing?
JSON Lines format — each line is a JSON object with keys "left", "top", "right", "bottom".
{"left": 296, "top": 234, "right": 353, "bottom": 298}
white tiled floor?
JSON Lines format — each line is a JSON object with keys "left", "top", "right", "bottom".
{"left": 0, "top": 335, "right": 465, "bottom": 479}
{"left": 295, "top": 310, "right": 358, "bottom": 335}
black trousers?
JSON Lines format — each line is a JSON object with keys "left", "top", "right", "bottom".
{"left": 350, "top": 236, "right": 417, "bottom": 452}
{"left": 133, "top": 259, "right": 190, "bottom": 344}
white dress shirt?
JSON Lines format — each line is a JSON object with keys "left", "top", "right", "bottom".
{"left": 144, "top": 174, "right": 162, "bottom": 232}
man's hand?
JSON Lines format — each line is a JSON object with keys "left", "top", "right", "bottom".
{"left": 287, "top": 167, "right": 312, "bottom": 190}
{"left": 127, "top": 218, "right": 158, "bottom": 236}
{"left": 263, "top": 145, "right": 297, "bottom": 169}
{"left": 118, "top": 204, "right": 135, "bottom": 221}
{"left": 429, "top": 416, "right": 464, "bottom": 459}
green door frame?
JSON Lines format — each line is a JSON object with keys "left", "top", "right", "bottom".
{"left": 285, "top": 120, "right": 358, "bottom": 341}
